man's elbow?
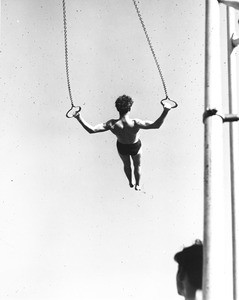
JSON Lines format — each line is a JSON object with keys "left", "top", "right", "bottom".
{"left": 89, "top": 127, "right": 103, "bottom": 134}
{"left": 89, "top": 129, "right": 96, "bottom": 134}
{"left": 155, "top": 121, "right": 163, "bottom": 129}
{"left": 85, "top": 128, "right": 96, "bottom": 134}
{"left": 149, "top": 123, "right": 162, "bottom": 129}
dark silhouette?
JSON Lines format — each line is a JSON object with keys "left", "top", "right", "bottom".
{"left": 174, "top": 240, "right": 203, "bottom": 300}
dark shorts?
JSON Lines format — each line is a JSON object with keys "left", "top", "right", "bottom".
{"left": 117, "top": 140, "right": 142, "bottom": 156}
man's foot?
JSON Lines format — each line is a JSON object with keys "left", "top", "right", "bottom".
{"left": 129, "top": 183, "right": 134, "bottom": 188}
{"left": 135, "top": 185, "right": 141, "bottom": 191}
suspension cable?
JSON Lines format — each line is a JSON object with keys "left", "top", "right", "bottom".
{"left": 132, "top": 0, "right": 168, "bottom": 99}
{"left": 62, "top": 0, "right": 176, "bottom": 113}
{"left": 62, "top": 0, "right": 74, "bottom": 107}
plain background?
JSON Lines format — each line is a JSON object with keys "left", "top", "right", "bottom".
{"left": 1, "top": 0, "right": 238, "bottom": 299}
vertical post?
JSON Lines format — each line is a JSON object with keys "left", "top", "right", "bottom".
{"left": 203, "top": 0, "right": 226, "bottom": 299}
{"left": 227, "top": 7, "right": 239, "bottom": 300}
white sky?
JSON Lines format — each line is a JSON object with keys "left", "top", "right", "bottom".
{"left": 1, "top": 0, "right": 238, "bottom": 299}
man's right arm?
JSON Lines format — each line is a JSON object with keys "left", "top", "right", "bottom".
{"left": 135, "top": 108, "right": 170, "bottom": 130}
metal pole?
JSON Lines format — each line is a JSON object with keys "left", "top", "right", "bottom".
{"left": 203, "top": 0, "right": 226, "bottom": 299}
{"left": 226, "top": 7, "right": 239, "bottom": 300}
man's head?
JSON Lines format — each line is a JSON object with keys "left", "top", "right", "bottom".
{"left": 115, "top": 95, "right": 134, "bottom": 115}
{"left": 174, "top": 240, "right": 203, "bottom": 298}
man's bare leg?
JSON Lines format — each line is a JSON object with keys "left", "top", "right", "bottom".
{"left": 131, "top": 151, "right": 142, "bottom": 191}
{"left": 118, "top": 154, "right": 134, "bottom": 188}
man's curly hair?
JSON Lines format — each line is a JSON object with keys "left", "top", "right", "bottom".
{"left": 115, "top": 95, "right": 134, "bottom": 114}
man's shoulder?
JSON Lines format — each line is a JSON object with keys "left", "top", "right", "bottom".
{"left": 133, "top": 118, "right": 143, "bottom": 126}
{"left": 106, "top": 118, "right": 118, "bottom": 124}
{"left": 104, "top": 119, "right": 118, "bottom": 128}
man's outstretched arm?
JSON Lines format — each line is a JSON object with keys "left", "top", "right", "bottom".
{"left": 135, "top": 107, "right": 170, "bottom": 130}
{"left": 74, "top": 113, "right": 110, "bottom": 134}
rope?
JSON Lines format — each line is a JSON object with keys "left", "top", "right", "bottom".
{"left": 62, "top": 0, "right": 171, "bottom": 108}
{"left": 132, "top": 0, "right": 168, "bottom": 99}
{"left": 62, "top": 0, "right": 74, "bottom": 107}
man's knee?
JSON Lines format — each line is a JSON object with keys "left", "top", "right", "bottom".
{"left": 124, "top": 162, "right": 131, "bottom": 169}
{"left": 132, "top": 157, "right": 141, "bottom": 168}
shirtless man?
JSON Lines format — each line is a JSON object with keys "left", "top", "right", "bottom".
{"left": 73, "top": 95, "right": 172, "bottom": 191}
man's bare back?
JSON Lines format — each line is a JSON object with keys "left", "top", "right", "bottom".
{"left": 106, "top": 116, "right": 140, "bottom": 144}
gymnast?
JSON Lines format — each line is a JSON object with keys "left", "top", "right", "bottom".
{"left": 72, "top": 95, "right": 172, "bottom": 191}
